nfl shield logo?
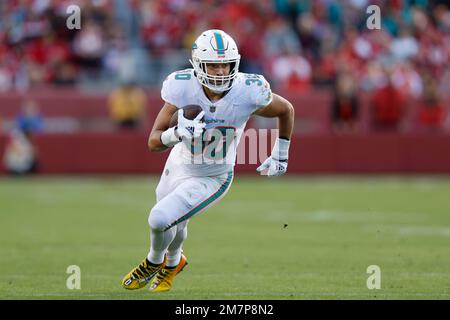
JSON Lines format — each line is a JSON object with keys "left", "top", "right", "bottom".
{"left": 209, "top": 105, "right": 216, "bottom": 113}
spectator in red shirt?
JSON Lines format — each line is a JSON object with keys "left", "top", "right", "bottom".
{"left": 332, "top": 71, "right": 359, "bottom": 133}
{"left": 371, "top": 70, "right": 406, "bottom": 131}
{"left": 270, "top": 50, "right": 312, "bottom": 92}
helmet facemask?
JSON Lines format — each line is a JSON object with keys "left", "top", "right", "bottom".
{"left": 190, "top": 58, "right": 240, "bottom": 93}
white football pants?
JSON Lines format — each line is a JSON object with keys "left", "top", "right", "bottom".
{"left": 147, "top": 160, "right": 233, "bottom": 267}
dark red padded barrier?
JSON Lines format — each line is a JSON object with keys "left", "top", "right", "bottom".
{"left": 1, "top": 132, "right": 450, "bottom": 174}
{"left": 1, "top": 87, "right": 449, "bottom": 174}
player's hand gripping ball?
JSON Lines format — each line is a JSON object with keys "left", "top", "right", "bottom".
{"left": 169, "top": 105, "right": 206, "bottom": 141}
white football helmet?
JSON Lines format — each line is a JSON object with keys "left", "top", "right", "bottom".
{"left": 190, "top": 29, "right": 241, "bottom": 93}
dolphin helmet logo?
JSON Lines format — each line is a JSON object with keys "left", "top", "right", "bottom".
{"left": 212, "top": 32, "right": 227, "bottom": 58}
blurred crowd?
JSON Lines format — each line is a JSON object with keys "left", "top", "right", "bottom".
{"left": 0, "top": 0, "right": 449, "bottom": 139}
{"left": 0, "top": 0, "right": 448, "bottom": 93}
{"left": 0, "top": 0, "right": 449, "bottom": 174}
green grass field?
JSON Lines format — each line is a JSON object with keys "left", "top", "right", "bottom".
{"left": 1, "top": 175, "right": 450, "bottom": 300}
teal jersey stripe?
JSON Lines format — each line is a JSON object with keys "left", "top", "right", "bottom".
{"left": 165, "top": 172, "right": 233, "bottom": 230}
{"left": 214, "top": 32, "right": 225, "bottom": 55}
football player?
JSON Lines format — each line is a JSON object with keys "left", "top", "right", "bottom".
{"left": 122, "top": 29, "right": 294, "bottom": 292}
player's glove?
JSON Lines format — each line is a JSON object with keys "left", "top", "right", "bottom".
{"left": 176, "top": 109, "right": 206, "bottom": 140}
{"left": 256, "top": 137, "right": 290, "bottom": 177}
{"left": 161, "top": 109, "right": 205, "bottom": 147}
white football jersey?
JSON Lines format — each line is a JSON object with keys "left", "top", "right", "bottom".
{"left": 161, "top": 68, "right": 273, "bottom": 176}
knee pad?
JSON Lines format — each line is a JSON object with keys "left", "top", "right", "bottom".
{"left": 148, "top": 207, "right": 171, "bottom": 231}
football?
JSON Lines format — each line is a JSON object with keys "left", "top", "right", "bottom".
{"left": 169, "top": 105, "right": 204, "bottom": 127}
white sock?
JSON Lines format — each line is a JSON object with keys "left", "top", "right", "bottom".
{"left": 147, "top": 227, "right": 176, "bottom": 265}
{"left": 166, "top": 223, "right": 188, "bottom": 267}
{"left": 166, "top": 251, "right": 182, "bottom": 268}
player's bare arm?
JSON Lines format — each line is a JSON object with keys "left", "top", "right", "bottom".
{"left": 148, "top": 103, "right": 206, "bottom": 152}
{"left": 252, "top": 93, "right": 295, "bottom": 140}
{"left": 148, "top": 102, "right": 177, "bottom": 152}
{"left": 253, "top": 93, "right": 295, "bottom": 177}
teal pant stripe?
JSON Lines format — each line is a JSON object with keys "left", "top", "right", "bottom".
{"left": 165, "top": 172, "right": 233, "bottom": 230}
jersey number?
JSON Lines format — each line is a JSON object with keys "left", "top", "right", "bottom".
{"left": 191, "top": 127, "right": 236, "bottom": 161}
{"left": 244, "top": 74, "right": 263, "bottom": 86}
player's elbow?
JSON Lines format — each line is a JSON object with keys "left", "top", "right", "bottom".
{"left": 148, "top": 140, "right": 157, "bottom": 152}
{"left": 282, "top": 101, "right": 295, "bottom": 118}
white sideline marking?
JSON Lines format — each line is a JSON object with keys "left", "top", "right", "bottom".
{"left": 361, "top": 225, "right": 450, "bottom": 237}
{"left": 397, "top": 226, "right": 450, "bottom": 237}
{"left": 265, "top": 210, "right": 424, "bottom": 223}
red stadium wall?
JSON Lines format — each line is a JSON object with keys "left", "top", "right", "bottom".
{"left": 1, "top": 132, "right": 450, "bottom": 174}
{"left": 1, "top": 88, "right": 450, "bottom": 174}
